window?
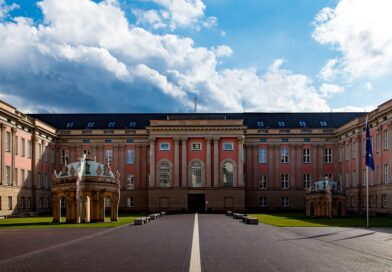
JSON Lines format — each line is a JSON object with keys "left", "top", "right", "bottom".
{"left": 384, "top": 130, "right": 389, "bottom": 149}
{"left": 382, "top": 195, "right": 387, "bottom": 208}
{"left": 37, "top": 172, "right": 42, "bottom": 188}
{"left": 191, "top": 162, "right": 202, "bottom": 187}
{"left": 352, "top": 171, "right": 357, "bottom": 187}
{"left": 27, "top": 197, "right": 31, "bottom": 209}
{"left": 258, "top": 148, "right": 267, "bottom": 163}
{"left": 257, "top": 121, "right": 264, "bottom": 127}
{"left": 303, "top": 173, "right": 310, "bottom": 188}
{"left": 8, "top": 196, "right": 12, "bottom": 210}
{"left": 299, "top": 121, "right": 307, "bottom": 127}
{"left": 14, "top": 168, "right": 18, "bottom": 186}
{"left": 281, "top": 174, "right": 289, "bottom": 189}
{"left": 21, "top": 138, "right": 25, "bottom": 157}
{"left": 280, "top": 147, "right": 289, "bottom": 163}
{"left": 223, "top": 162, "right": 234, "bottom": 187}
{"left": 66, "top": 122, "right": 74, "bottom": 128}
{"left": 105, "top": 149, "right": 113, "bottom": 164}
{"left": 384, "top": 164, "right": 389, "bottom": 184}
{"left": 5, "top": 131, "right": 11, "bottom": 152}
{"left": 126, "top": 149, "right": 135, "bottom": 164}
{"left": 108, "top": 121, "right": 115, "bottom": 128}
{"left": 278, "top": 121, "right": 285, "bottom": 127}
{"left": 127, "top": 197, "right": 134, "bottom": 207}
{"left": 351, "top": 196, "right": 354, "bottom": 208}
{"left": 159, "top": 162, "right": 170, "bottom": 187}
{"left": 27, "top": 171, "right": 31, "bottom": 187}
{"left": 223, "top": 142, "right": 234, "bottom": 151}
{"left": 127, "top": 175, "right": 135, "bottom": 190}
{"left": 376, "top": 134, "right": 381, "bottom": 153}
{"left": 27, "top": 140, "right": 32, "bottom": 158}
{"left": 20, "top": 197, "right": 25, "bottom": 209}
{"left": 37, "top": 143, "right": 42, "bottom": 159}
{"left": 160, "top": 143, "right": 170, "bottom": 151}
{"left": 61, "top": 149, "right": 69, "bottom": 165}
{"left": 21, "top": 169, "right": 25, "bottom": 187}
{"left": 6, "top": 166, "right": 10, "bottom": 185}
{"left": 87, "top": 122, "right": 95, "bottom": 128}
{"left": 259, "top": 174, "right": 267, "bottom": 189}
{"left": 260, "top": 197, "right": 267, "bottom": 207}
{"left": 39, "top": 197, "right": 43, "bottom": 209}
{"left": 320, "top": 121, "right": 328, "bottom": 127}
{"left": 44, "top": 146, "right": 48, "bottom": 162}
{"left": 324, "top": 148, "right": 332, "bottom": 163}
{"left": 15, "top": 136, "right": 18, "bottom": 155}
{"left": 369, "top": 196, "right": 374, "bottom": 208}
{"left": 129, "top": 122, "right": 136, "bottom": 128}
{"left": 303, "top": 148, "right": 310, "bottom": 163}
{"left": 281, "top": 197, "right": 289, "bottom": 207}
{"left": 191, "top": 143, "right": 202, "bottom": 151}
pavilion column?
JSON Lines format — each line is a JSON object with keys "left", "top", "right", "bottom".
{"left": 0, "top": 124, "right": 5, "bottom": 184}
{"left": 149, "top": 137, "right": 156, "bottom": 188}
{"left": 213, "top": 137, "right": 220, "bottom": 187}
{"left": 181, "top": 137, "right": 188, "bottom": 187}
{"left": 11, "top": 127, "right": 16, "bottom": 186}
{"left": 174, "top": 138, "right": 180, "bottom": 187}
{"left": 205, "top": 137, "right": 212, "bottom": 187}
{"left": 237, "top": 136, "right": 244, "bottom": 187}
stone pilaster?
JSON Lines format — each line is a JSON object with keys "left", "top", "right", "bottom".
{"left": 11, "top": 127, "right": 16, "bottom": 186}
{"left": 205, "top": 137, "right": 212, "bottom": 187}
{"left": 148, "top": 137, "right": 156, "bottom": 187}
{"left": 119, "top": 145, "right": 125, "bottom": 188}
{"left": 135, "top": 145, "right": 140, "bottom": 188}
{"left": 237, "top": 136, "right": 244, "bottom": 187}
{"left": 181, "top": 137, "right": 188, "bottom": 187}
{"left": 246, "top": 143, "right": 252, "bottom": 188}
{"left": 252, "top": 144, "right": 258, "bottom": 188}
{"left": 141, "top": 144, "right": 147, "bottom": 188}
{"left": 213, "top": 137, "right": 220, "bottom": 187}
{"left": 0, "top": 124, "right": 4, "bottom": 184}
{"left": 174, "top": 137, "right": 180, "bottom": 187}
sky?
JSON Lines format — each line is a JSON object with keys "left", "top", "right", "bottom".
{"left": 0, "top": 0, "right": 391, "bottom": 113}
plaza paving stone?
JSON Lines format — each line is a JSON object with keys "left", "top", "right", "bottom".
{"left": 1, "top": 214, "right": 392, "bottom": 272}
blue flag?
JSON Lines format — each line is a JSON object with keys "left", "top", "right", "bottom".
{"left": 365, "top": 120, "right": 375, "bottom": 170}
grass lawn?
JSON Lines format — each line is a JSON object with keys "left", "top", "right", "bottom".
{"left": 0, "top": 213, "right": 142, "bottom": 229}
{"left": 248, "top": 212, "right": 392, "bottom": 227}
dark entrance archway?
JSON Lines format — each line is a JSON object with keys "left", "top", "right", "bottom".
{"left": 188, "top": 194, "right": 205, "bottom": 213}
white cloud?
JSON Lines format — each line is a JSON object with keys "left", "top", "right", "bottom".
{"left": 333, "top": 105, "right": 376, "bottom": 112}
{"left": 319, "top": 83, "right": 344, "bottom": 97}
{"left": 132, "top": 0, "right": 216, "bottom": 30}
{"left": 0, "top": 0, "right": 19, "bottom": 21}
{"left": 319, "top": 58, "right": 337, "bottom": 81}
{"left": 364, "top": 81, "right": 373, "bottom": 91}
{"left": 313, "top": 0, "right": 392, "bottom": 80}
{"left": 0, "top": 0, "right": 333, "bottom": 113}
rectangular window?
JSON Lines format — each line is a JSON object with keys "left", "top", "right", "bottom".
{"left": 126, "top": 175, "right": 135, "bottom": 190}
{"left": 27, "top": 171, "right": 32, "bottom": 188}
{"left": 352, "top": 171, "right": 357, "bottom": 187}
{"left": 127, "top": 197, "right": 134, "bottom": 207}
{"left": 8, "top": 196, "right": 12, "bottom": 210}
{"left": 126, "top": 149, "right": 135, "bottom": 164}
{"left": 191, "top": 143, "right": 202, "bottom": 151}
{"left": 281, "top": 174, "right": 289, "bottom": 189}
{"left": 259, "top": 174, "right": 267, "bottom": 189}
{"left": 384, "top": 130, "right": 389, "bottom": 150}
{"left": 376, "top": 134, "right": 381, "bottom": 153}
{"left": 6, "top": 131, "right": 10, "bottom": 152}
{"left": 6, "top": 166, "right": 11, "bottom": 185}
{"left": 37, "top": 172, "right": 42, "bottom": 188}
{"left": 382, "top": 195, "right": 387, "bottom": 208}
{"left": 384, "top": 164, "right": 389, "bottom": 184}
{"left": 61, "top": 149, "right": 69, "bottom": 165}
{"left": 15, "top": 136, "right": 18, "bottom": 155}
{"left": 260, "top": 197, "right": 267, "bottom": 207}
{"left": 37, "top": 143, "right": 42, "bottom": 160}
{"left": 257, "top": 121, "right": 264, "bottom": 127}
{"left": 105, "top": 149, "right": 113, "bottom": 164}
{"left": 223, "top": 142, "right": 234, "bottom": 151}
{"left": 281, "top": 197, "right": 289, "bottom": 207}
{"left": 303, "top": 173, "right": 310, "bottom": 188}
{"left": 14, "top": 168, "right": 18, "bottom": 186}
{"left": 280, "top": 147, "right": 289, "bottom": 163}
{"left": 352, "top": 142, "right": 357, "bottom": 159}
{"left": 159, "top": 143, "right": 170, "bottom": 151}
{"left": 21, "top": 169, "right": 25, "bottom": 187}
{"left": 303, "top": 148, "right": 310, "bottom": 163}
{"left": 258, "top": 148, "right": 267, "bottom": 163}
{"left": 278, "top": 121, "right": 285, "bottom": 127}
{"left": 21, "top": 138, "right": 25, "bottom": 157}
{"left": 20, "top": 197, "right": 25, "bottom": 209}
{"left": 351, "top": 196, "right": 354, "bottom": 208}
{"left": 27, "top": 140, "right": 32, "bottom": 158}
{"left": 44, "top": 146, "right": 48, "bottom": 162}
{"left": 27, "top": 197, "right": 31, "bottom": 209}
{"left": 324, "top": 148, "right": 332, "bottom": 163}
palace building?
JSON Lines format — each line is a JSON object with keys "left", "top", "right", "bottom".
{"left": 1, "top": 98, "right": 392, "bottom": 216}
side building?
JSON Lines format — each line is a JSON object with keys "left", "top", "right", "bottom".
{"left": 1, "top": 98, "right": 392, "bottom": 215}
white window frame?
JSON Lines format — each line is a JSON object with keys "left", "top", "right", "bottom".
{"left": 382, "top": 195, "right": 387, "bottom": 208}
{"left": 159, "top": 162, "right": 171, "bottom": 187}
{"left": 282, "top": 197, "right": 289, "bottom": 207}
{"left": 281, "top": 147, "right": 289, "bottom": 163}
{"left": 105, "top": 149, "right": 113, "bottom": 164}
{"left": 191, "top": 143, "right": 202, "bottom": 151}
{"left": 127, "top": 175, "right": 135, "bottom": 190}
{"left": 159, "top": 143, "right": 171, "bottom": 151}
{"left": 223, "top": 142, "right": 234, "bottom": 151}
{"left": 324, "top": 148, "right": 332, "bottom": 163}
{"left": 126, "top": 149, "right": 135, "bottom": 164}
{"left": 61, "top": 149, "right": 69, "bottom": 165}
{"left": 281, "top": 174, "right": 289, "bottom": 189}
{"left": 260, "top": 197, "right": 267, "bottom": 207}
{"left": 223, "top": 162, "right": 234, "bottom": 187}
{"left": 6, "top": 131, "right": 10, "bottom": 152}
{"left": 259, "top": 148, "right": 267, "bottom": 163}
{"left": 303, "top": 148, "right": 310, "bottom": 163}
{"left": 191, "top": 162, "right": 202, "bottom": 187}
{"left": 259, "top": 174, "right": 267, "bottom": 189}
{"left": 127, "top": 197, "right": 134, "bottom": 208}
{"left": 384, "top": 164, "right": 389, "bottom": 184}
{"left": 303, "top": 173, "right": 310, "bottom": 188}
{"left": 384, "top": 130, "right": 389, "bottom": 150}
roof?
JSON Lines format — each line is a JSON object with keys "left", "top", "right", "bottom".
{"left": 54, "top": 157, "right": 115, "bottom": 179}
{"left": 29, "top": 112, "right": 365, "bottom": 130}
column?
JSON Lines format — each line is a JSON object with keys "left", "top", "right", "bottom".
{"left": 181, "top": 137, "right": 188, "bottom": 187}
{"left": 205, "top": 137, "right": 212, "bottom": 187}
{"left": 252, "top": 144, "right": 257, "bottom": 188}
{"left": 148, "top": 137, "right": 156, "bottom": 187}
{"left": 174, "top": 138, "right": 180, "bottom": 187}
{"left": 289, "top": 144, "right": 295, "bottom": 189}
{"left": 11, "top": 128, "right": 16, "bottom": 186}
{"left": 135, "top": 145, "right": 140, "bottom": 188}
{"left": 119, "top": 145, "right": 125, "bottom": 188}
{"left": 246, "top": 144, "right": 252, "bottom": 188}
{"left": 213, "top": 137, "right": 220, "bottom": 187}
{"left": 389, "top": 125, "right": 392, "bottom": 183}
{"left": 0, "top": 124, "right": 4, "bottom": 184}
{"left": 113, "top": 144, "right": 119, "bottom": 180}
{"left": 141, "top": 144, "right": 147, "bottom": 188}
{"left": 237, "top": 136, "right": 244, "bottom": 187}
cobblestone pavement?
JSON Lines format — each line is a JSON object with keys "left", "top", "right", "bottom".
{"left": 1, "top": 214, "right": 392, "bottom": 272}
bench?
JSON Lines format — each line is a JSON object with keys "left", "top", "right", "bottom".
{"left": 245, "top": 217, "right": 258, "bottom": 225}
{"left": 134, "top": 217, "right": 148, "bottom": 225}
{"left": 160, "top": 212, "right": 166, "bottom": 216}
{"left": 233, "top": 213, "right": 245, "bottom": 220}
{"left": 149, "top": 214, "right": 160, "bottom": 220}
{"left": 29, "top": 212, "right": 40, "bottom": 217}
{"left": 226, "top": 211, "right": 233, "bottom": 216}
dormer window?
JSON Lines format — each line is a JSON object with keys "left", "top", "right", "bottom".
{"left": 87, "top": 122, "right": 95, "bottom": 129}
{"left": 278, "top": 121, "right": 285, "bottom": 127}
{"left": 320, "top": 121, "right": 328, "bottom": 127}
{"left": 108, "top": 122, "right": 115, "bottom": 128}
{"left": 66, "top": 122, "right": 74, "bottom": 128}
{"left": 257, "top": 121, "right": 264, "bottom": 127}
{"left": 129, "top": 121, "right": 136, "bottom": 128}
{"left": 299, "top": 121, "right": 307, "bottom": 127}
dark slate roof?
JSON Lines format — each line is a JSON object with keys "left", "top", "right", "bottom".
{"left": 29, "top": 112, "right": 365, "bottom": 130}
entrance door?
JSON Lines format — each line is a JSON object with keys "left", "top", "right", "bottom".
{"left": 188, "top": 194, "right": 205, "bottom": 213}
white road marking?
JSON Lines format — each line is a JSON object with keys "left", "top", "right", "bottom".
{"left": 189, "top": 213, "right": 201, "bottom": 272}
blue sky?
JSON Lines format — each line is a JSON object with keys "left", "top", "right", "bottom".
{"left": 0, "top": 0, "right": 391, "bottom": 113}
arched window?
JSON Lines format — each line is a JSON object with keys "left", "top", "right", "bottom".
{"left": 191, "top": 161, "right": 202, "bottom": 187}
{"left": 223, "top": 162, "right": 234, "bottom": 187}
{"left": 159, "top": 161, "right": 170, "bottom": 187}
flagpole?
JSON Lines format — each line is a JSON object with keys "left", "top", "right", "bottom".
{"left": 366, "top": 161, "right": 369, "bottom": 228}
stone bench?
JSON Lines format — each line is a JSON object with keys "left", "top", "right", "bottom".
{"left": 244, "top": 217, "right": 258, "bottom": 225}
{"left": 149, "top": 214, "right": 160, "bottom": 220}
{"left": 233, "top": 213, "right": 245, "bottom": 220}
{"left": 160, "top": 212, "right": 166, "bottom": 216}
{"left": 134, "top": 217, "right": 148, "bottom": 225}
{"left": 226, "top": 211, "right": 233, "bottom": 216}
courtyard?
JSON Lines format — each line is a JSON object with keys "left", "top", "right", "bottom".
{"left": 1, "top": 213, "right": 392, "bottom": 272}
